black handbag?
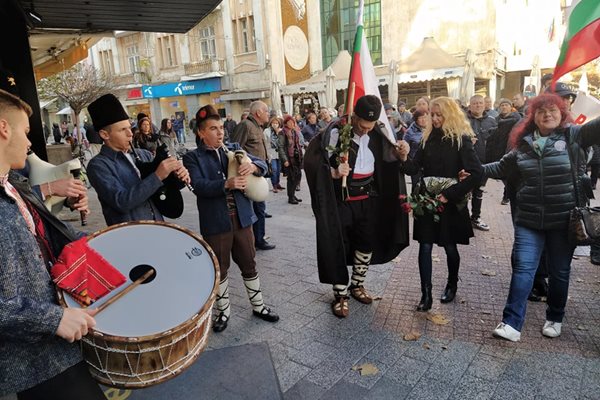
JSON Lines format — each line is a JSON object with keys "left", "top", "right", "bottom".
{"left": 264, "top": 162, "right": 274, "bottom": 178}
{"left": 566, "top": 134, "right": 600, "bottom": 246}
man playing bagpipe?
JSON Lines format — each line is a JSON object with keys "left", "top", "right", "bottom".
{"left": 87, "top": 94, "right": 190, "bottom": 226}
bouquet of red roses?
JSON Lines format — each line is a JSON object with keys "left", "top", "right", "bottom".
{"left": 399, "top": 192, "right": 445, "bottom": 222}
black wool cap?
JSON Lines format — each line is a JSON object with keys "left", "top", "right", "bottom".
{"left": 354, "top": 95, "right": 381, "bottom": 122}
{"left": 195, "top": 104, "right": 220, "bottom": 128}
{"left": 0, "top": 68, "right": 19, "bottom": 97}
{"left": 88, "top": 94, "right": 130, "bottom": 131}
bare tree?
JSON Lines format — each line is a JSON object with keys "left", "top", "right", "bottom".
{"left": 37, "top": 62, "right": 113, "bottom": 144}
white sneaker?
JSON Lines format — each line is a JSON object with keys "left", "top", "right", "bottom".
{"left": 472, "top": 218, "right": 490, "bottom": 231}
{"left": 492, "top": 322, "right": 521, "bottom": 342}
{"left": 542, "top": 321, "right": 562, "bottom": 338}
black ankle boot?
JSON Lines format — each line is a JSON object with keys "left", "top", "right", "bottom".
{"left": 416, "top": 284, "right": 432, "bottom": 311}
{"left": 440, "top": 283, "right": 457, "bottom": 303}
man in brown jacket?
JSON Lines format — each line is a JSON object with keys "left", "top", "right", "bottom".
{"left": 230, "top": 101, "right": 275, "bottom": 250}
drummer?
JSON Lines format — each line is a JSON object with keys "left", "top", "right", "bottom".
{"left": 87, "top": 94, "right": 190, "bottom": 226}
{"left": 0, "top": 83, "right": 105, "bottom": 397}
{"left": 183, "top": 105, "right": 279, "bottom": 332}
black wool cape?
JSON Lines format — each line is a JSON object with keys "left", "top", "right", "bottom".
{"left": 304, "top": 121, "right": 410, "bottom": 284}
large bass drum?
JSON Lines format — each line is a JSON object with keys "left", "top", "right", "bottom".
{"left": 58, "top": 221, "right": 219, "bottom": 389}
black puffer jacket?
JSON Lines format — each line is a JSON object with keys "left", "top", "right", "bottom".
{"left": 485, "top": 117, "right": 600, "bottom": 230}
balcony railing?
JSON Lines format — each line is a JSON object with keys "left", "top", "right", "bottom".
{"left": 184, "top": 58, "right": 226, "bottom": 76}
{"left": 113, "top": 71, "right": 149, "bottom": 86}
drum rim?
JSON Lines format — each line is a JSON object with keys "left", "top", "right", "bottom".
{"left": 57, "top": 220, "right": 220, "bottom": 343}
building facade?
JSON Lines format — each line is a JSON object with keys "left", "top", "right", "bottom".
{"left": 87, "top": 0, "right": 569, "bottom": 128}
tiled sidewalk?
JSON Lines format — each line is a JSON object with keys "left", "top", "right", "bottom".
{"left": 376, "top": 180, "right": 600, "bottom": 357}
{"left": 10, "top": 174, "right": 596, "bottom": 400}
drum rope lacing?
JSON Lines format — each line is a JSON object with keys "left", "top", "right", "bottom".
{"left": 83, "top": 309, "right": 211, "bottom": 386}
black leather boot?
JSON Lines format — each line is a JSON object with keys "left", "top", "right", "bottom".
{"left": 440, "top": 283, "right": 457, "bottom": 303}
{"left": 416, "top": 284, "right": 432, "bottom": 311}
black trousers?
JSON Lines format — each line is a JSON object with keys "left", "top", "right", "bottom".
{"left": 338, "top": 197, "right": 376, "bottom": 254}
{"left": 286, "top": 163, "right": 301, "bottom": 201}
{"left": 18, "top": 361, "right": 106, "bottom": 400}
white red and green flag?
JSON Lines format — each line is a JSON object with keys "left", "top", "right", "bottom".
{"left": 345, "top": 0, "right": 395, "bottom": 143}
{"left": 552, "top": 0, "right": 600, "bottom": 89}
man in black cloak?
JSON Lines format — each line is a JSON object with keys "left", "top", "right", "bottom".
{"left": 304, "top": 95, "right": 409, "bottom": 318}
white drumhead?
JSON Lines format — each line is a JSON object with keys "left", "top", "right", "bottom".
{"left": 64, "top": 223, "right": 216, "bottom": 337}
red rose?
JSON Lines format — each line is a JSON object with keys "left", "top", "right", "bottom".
{"left": 399, "top": 194, "right": 407, "bottom": 201}
{"left": 401, "top": 202, "right": 412, "bottom": 213}
{"left": 199, "top": 109, "right": 207, "bottom": 118}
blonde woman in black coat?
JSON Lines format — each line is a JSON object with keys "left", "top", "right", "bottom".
{"left": 398, "top": 97, "right": 483, "bottom": 311}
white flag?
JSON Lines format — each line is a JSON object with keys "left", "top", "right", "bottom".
{"left": 571, "top": 91, "right": 600, "bottom": 125}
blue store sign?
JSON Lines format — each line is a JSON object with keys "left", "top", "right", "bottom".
{"left": 142, "top": 78, "right": 221, "bottom": 99}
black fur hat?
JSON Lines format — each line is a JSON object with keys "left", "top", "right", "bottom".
{"left": 88, "top": 94, "right": 130, "bottom": 131}
{"left": 195, "top": 104, "right": 220, "bottom": 128}
{"left": 354, "top": 95, "right": 381, "bottom": 122}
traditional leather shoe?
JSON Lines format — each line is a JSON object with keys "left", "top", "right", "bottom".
{"left": 288, "top": 198, "right": 298, "bottom": 204}
{"left": 294, "top": 196, "right": 302, "bottom": 202}
{"left": 331, "top": 296, "right": 349, "bottom": 318}
{"left": 256, "top": 241, "right": 276, "bottom": 250}
{"left": 440, "top": 284, "right": 457, "bottom": 303}
{"left": 265, "top": 213, "right": 273, "bottom": 218}
{"left": 350, "top": 286, "right": 373, "bottom": 304}
{"left": 253, "top": 307, "right": 279, "bottom": 322}
{"left": 591, "top": 252, "right": 600, "bottom": 265}
{"left": 276, "top": 184, "right": 285, "bottom": 190}
{"left": 416, "top": 285, "right": 432, "bottom": 311}
{"left": 212, "top": 312, "right": 229, "bottom": 333}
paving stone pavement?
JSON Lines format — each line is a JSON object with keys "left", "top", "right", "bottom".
{"left": 39, "top": 174, "right": 600, "bottom": 399}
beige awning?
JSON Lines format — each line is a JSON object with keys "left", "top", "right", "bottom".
{"left": 397, "top": 37, "right": 464, "bottom": 83}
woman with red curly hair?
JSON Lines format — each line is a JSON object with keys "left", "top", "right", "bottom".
{"left": 486, "top": 93, "right": 600, "bottom": 342}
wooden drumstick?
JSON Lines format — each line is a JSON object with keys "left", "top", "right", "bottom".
{"left": 93, "top": 269, "right": 155, "bottom": 314}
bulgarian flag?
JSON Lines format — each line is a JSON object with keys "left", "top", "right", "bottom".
{"left": 552, "top": 0, "right": 600, "bottom": 89}
{"left": 345, "top": 0, "right": 395, "bottom": 144}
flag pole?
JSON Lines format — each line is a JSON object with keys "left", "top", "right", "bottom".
{"left": 341, "top": 82, "right": 355, "bottom": 189}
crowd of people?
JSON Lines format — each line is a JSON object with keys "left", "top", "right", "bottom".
{"left": 2, "top": 61, "right": 599, "bottom": 399}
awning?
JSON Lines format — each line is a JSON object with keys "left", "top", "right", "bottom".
{"left": 397, "top": 37, "right": 464, "bottom": 83}
{"left": 181, "top": 71, "right": 225, "bottom": 82}
{"left": 398, "top": 67, "right": 464, "bottom": 84}
{"left": 55, "top": 106, "right": 72, "bottom": 115}
{"left": 18, "top": 0, "right": 222, "bottom": 34}
{"left": 39, "top": 98, "right": 57, "bottom": 109}
{"left": 33, "top": 38, "right": 100, "bottom": 81}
